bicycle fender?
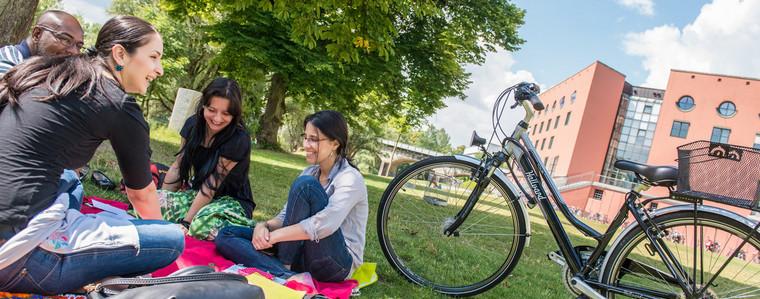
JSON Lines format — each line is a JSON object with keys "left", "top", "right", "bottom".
{"left": 598, "top": 203, "right": 756, "bottom": 282}
{"left": 454, "top": 154, "right": 532, "bottom": 247}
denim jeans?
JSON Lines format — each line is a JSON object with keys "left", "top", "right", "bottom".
{"left": 0, "top": 170, "right": 185, "bottom": 294}
{"left": 216, "top": 175, "right": 353, "bottom": 282}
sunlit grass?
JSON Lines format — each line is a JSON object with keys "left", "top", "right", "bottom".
{"left": 81, "top": 125, "right": 758, "bottom": 298}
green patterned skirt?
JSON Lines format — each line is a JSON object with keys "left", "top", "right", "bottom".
{"left": 158, "top": 189, "right": 255, "bottom": 240}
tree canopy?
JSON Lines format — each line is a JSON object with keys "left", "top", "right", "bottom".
{"left": 164, "top": 0, "right": 526, "bottom": 149}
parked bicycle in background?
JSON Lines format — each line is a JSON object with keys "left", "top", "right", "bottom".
{"left": 377, "top": 82, "right": 760, "bottom": 298}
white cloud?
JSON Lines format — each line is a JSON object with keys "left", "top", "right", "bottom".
{"left": 61, "top": 0, "right": 110, "bottom": 24}
{"left": 618, "top": 0, "right": 655, "bottom": 16}
{"left": 624, "top": 0, "right": 760, "bottom": 88}
{"left": 428, "top": 51, "right": 540, "bottom": 147}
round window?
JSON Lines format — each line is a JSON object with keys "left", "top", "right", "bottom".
{"left": 676, "top": 96, "right": 695, "bottom": 111}
{"left": 717, "top": 101, "right": 736, "bottom": 117}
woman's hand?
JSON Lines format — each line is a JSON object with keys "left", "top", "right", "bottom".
{"left": 252, "top": 222, "right": 272, "bottom": 250}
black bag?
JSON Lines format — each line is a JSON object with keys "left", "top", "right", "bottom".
{"left": 119, "top": 162, "right": 171, "bottom": 193}
{"left": 87, "top": 266, "right": 265, "bottom": 299}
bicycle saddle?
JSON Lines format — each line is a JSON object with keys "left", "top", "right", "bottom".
{"left": 614, "top": 160, "right": 678, "bottom": 187}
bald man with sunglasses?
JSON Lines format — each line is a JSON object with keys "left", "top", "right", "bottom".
{"left": 0, "top": 10, "right": 84, "bottom": 78}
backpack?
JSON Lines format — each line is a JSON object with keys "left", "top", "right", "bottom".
{"left": 119, "top": 162, "right": 171, "bottom": 193}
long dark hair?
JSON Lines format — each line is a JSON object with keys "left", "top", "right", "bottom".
{"left": 178, "top": 77, "right": 245, "bottom": 195}
{"left": 0, "top": 15, "right": 158, "bottom": 108}
{"left": 303, "top": 110, "right": 357, "bottom": 170}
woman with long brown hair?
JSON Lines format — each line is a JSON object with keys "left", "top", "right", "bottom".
{"left": 0, "top": 16, "right": 183, "bottom": 294}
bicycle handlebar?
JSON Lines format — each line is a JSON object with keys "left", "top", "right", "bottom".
{"left": 514, "top": 82, "right": 544, "bottom": 111}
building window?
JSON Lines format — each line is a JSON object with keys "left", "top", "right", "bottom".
{"left": 754, "top": 134, "right": 760, "bottom": 149}
{"left": 532, "top": 124, "right": 538, "bottom": 135}
{"left": 565, "top": 112, "right": 571, "bottom": 126}
{"left": 554, "top": 116, "right": 560, "bottom": 129}
{"left": 540, "top": 138, "right": 546, "bottom": 150}
{"left": 593, "top": 189, "right": 604, "bottom": 200}
{"left": 539, "top": 121, "right": 544, "bottom": 133}
{"left": 643, "top": 104, "right": 653, "bottom": 114}
{"left": 670, "top": 121, "right": 690, "bottom": 138}
{"left": 677, "top": 95, "right": 695, "bottom": 111}
{"left": 551, "top": 156, "right": 559, "bottom": 174}
{"left": 636, "top": 129, "right": 647, "bottom": 144}
{"left": 560, "top": 96, "right": 565, "bottom": 108}
{"left": 717, "top": 101, "right": 737, "bottom": 118}
{"left": 548, "top": 136, "right": 554, "bottom": 149}
{"left": 552, "top": 101, "right": 557, "bottom": 111}
{"left": 546, "top": 119, "right": 552, "bottom": 132}
{"left": 543, "top": 156, "right": 549, "bottom": 165}
{"left": 711, "top": 127, "right": 731, "bottom": 143}
{"left": 571, "top": 91, "right": 577, "bottom": 103}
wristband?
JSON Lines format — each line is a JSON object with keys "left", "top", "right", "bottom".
{"left": 179, "top": 220, "right": 191, "bottom": 229}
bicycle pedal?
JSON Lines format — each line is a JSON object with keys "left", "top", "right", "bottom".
{"left": 548, "top": 251, "right": 566, "bottom": 267}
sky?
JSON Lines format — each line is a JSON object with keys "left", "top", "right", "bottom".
{"left": 62, "top": 0, "right": 760, "bottom": 146}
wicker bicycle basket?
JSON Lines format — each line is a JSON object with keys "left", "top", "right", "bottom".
{"left": 673, "top": 140, "right": 760, "bottom": 212}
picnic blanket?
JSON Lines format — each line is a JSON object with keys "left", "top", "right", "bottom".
{"left": 89, "top": 196, "right": 362, "bottom": 299}
{"left": 2, "top": 196, "right": 370, "bottom": 299}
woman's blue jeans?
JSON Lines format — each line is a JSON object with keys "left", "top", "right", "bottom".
{"left": 0, "top": 170, "right": 185, "bottom": 294}
{"left": 216, "top": 175, "right": 353, "bottom": 282}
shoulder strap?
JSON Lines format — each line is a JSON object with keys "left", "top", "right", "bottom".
{"left": 96, "top": 272, "right": 247, "bottom": 295}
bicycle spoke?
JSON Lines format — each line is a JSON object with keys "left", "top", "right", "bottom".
{"left": 628, "top": 247, "right": 681, "bottom": 293}
{"left": 604, "top": 213, "right": 760, "bottom": 299}
{"left": 379, "top": 159, "right": 527, "bottom": 296}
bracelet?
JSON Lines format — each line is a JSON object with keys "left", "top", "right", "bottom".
{"left": 179, "top": 220, "right": 191, "bottom": 229}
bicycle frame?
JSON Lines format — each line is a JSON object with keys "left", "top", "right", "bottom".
{"left": 446, "top": 100, "right": 714, "bottom": 298}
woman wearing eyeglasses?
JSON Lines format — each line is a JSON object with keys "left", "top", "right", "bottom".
{"left": 160, "top": 77, "right": 256, "bottom": 240}
{"left": 216, "top": 110, "right": 369, "bottom": 283}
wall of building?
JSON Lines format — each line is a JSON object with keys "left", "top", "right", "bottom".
{"left": 560, "top": 187, "right": 591, "bottom": 210}
{"left": 567, "top": 62, "right": 627, "bottom": 177}
{"left": 532, "top": 61, "right": 627, "bottom": 178}
{"left": 648, "top": 70, "right": 760, "bottom": 165}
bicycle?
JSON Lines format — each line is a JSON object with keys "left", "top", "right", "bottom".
{"left": 376, "top": 82, "right": 760, "bottom": 298}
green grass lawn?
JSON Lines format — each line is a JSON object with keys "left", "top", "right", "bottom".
{"left": 79, "top": 126, "right": 636, "bottom": 298}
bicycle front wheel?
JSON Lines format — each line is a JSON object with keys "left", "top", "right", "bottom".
{"left": 377, "top": 156, "right": 527, "bottom": 297}
{"left": 601, "top": 209, "right": 760, "bottom": 298}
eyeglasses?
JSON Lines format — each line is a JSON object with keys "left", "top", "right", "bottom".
{"left": 36, "top": 25, "right": 84, "bottom": 51}
{"left": 301, "top": 133, "right": 328, "bottom": 145}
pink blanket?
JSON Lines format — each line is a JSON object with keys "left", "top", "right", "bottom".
{"left": 82, "top": 196, "right": 357, "bottom": 299}
{"left": 152, "top": 236, "right": 235, "bottom": 276}
{"left": 154, "top": 236, "right": 357, "bottom": 299}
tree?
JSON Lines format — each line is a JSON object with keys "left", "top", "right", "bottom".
{"left": 384, "top": 122, "right": 455, "bottom": 154}
{"left": 164, "top": 0, "right": 525, "bottom": 149}
{"left": 416, "top": 125, "right": 453, "bottom": 154}
{"left": 109, "top": 0, "right": 269, "bottom": 128}
{"left": 280, "top": 96, "right": 312, "bottom": 152}
{"left": 0, "top": 0, "right": 39, "bottom": 45}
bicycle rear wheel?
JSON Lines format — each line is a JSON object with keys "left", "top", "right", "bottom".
{"left": 377, "top": 156, "right": 527, "bottom": 297}
{"left": 601, "top": 209, "right": 760, "bottom": 298}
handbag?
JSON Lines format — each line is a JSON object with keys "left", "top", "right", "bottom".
{"left": 87, "top": 266, "right": 264, "bottom": 299}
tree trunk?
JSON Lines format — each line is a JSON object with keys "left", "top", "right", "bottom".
{"left": 256, "top": 73, "right": 288, "bottom": 149}
{"left": 0, "top": 0, "right": 39, "bottom": 45}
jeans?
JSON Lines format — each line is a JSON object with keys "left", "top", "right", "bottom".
{"left": 216, "top": 176, "right": 353, "bottom": 282}
{"left": 0, "top": 170, "right": 185, "bottom": 294}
